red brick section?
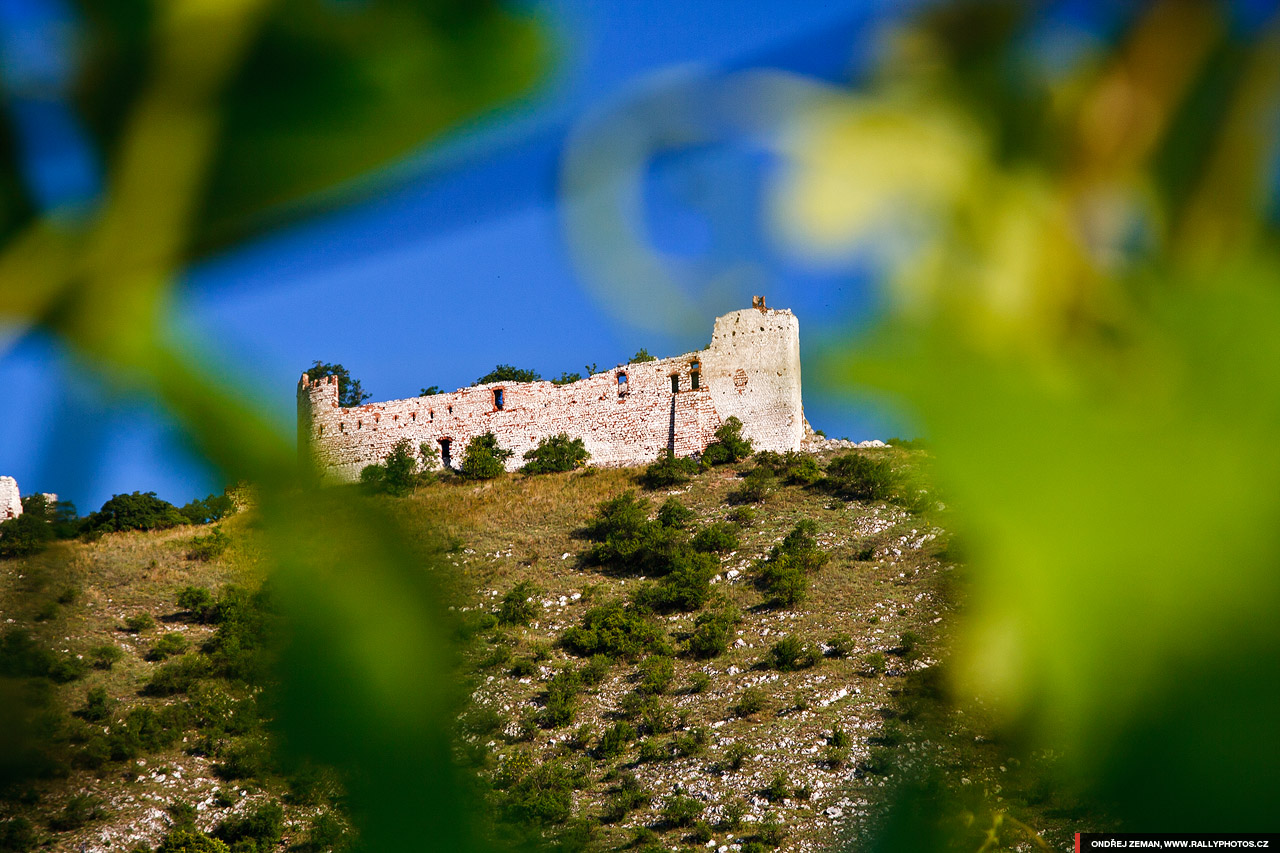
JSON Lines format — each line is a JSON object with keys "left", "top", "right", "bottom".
{"left": 297, "top": 305, "right": 806, "bottom": 482}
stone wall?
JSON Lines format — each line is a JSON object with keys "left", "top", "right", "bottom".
{"left": 0, "top": 476, "right": 22, "bottom": 521}
{"left": 298, "top": 305, "right": 806, "bottom": 483}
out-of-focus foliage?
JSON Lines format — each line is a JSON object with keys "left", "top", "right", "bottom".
{"left": 0, "top": 2, "right": 544, "bottom": 851}
{"left": 760, "top": 0, "right": 1280, "bottom": 838}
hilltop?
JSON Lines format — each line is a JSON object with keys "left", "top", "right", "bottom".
{"left": 0, "top": 446, "right": 1088, "bottom": 853}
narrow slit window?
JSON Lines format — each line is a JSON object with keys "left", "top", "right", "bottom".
{"left": 494, "top": 389, "right": 504, "bottom": 410}
{"left": 670, "top": 374, "right": 680, "bottom": 393}
{"left": 690, "top": 361, "right": 701, "bottom": 390}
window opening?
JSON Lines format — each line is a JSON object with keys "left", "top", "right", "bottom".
{"left": 439, "top": 438, "right": 452, "bottom": 469}
{"left": 690, "top": 361, "right": 701, "bottom": 390}
{"left": 670, "top": 374, "right": 680, "bottom": 394}
{"left": 494, "top": 388, "right": 504, "bottom": 410}
{"left": 617, "top": 372, "right": 628, "bottom": 396}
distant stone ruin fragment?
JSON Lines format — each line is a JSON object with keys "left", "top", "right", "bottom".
{"left": 298, "top": 303, "right": 807, "bottom": 482}
{"left": 0, "top": 476, "right": 22, "bottom": 521}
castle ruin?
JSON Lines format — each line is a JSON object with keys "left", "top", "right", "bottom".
{"left": 298, "top": 302, "right": 806, "bottom": 482}
{"left": 0, "top": 476, "right": 22, "bottom": 521}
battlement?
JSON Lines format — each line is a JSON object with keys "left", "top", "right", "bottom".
{"left": 298, "top": 300, "right": 805, "bottom": 483}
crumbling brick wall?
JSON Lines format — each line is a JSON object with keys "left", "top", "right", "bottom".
{"left": 0, "top": 476, "right": 22, "bottom": 521}
{"left": 298, "top": 305, "right": 805, "bottom": 482}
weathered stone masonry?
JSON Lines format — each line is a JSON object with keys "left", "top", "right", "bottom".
{"left": 0, "top": 476, "right": 21, "bottom": 521}
{"left": 298, "top": 305, "right": 806, "bottom": 482}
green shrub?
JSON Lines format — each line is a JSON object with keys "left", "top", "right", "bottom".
{"left": 47, "top": 653, "right": 88, "bottom": 683}
{"left": 826, "top": 633, "right": 854, "bottom": 658}
{"left": 579, "top": 654, "right": 611, "bottom": 686}
{"left": 84, "top": 491, "right": 186, "bottom": 533}
{"left": 824, "top": 745, "right": 850, "bottom": 769}
{"left": 123, "top": 613, "right": 156, "bottom": 633}
{"left": 582, "top": 492, "right": 686, "bottom": 576}
{"left": 898, "top": 630, "right": 922, "bottom": 658}
{"left": 502, "top": 760, "right": 578, "bottom": 827}
{"left": 0, "top": 817, "right": 37, "bottom": 853}
{"left": 727, "top": 506, "right": 756, "bottom": 526}
{"left": 521, "top": 433, "right": 590, "bottom": 474}
{"left": 0, "top": 511, "right": 55, "bottom": 559}
{"left": 629, "top": 349, "right": 656, "bottom": 363}
{"left": 601, "top": 772, "right": 651, "bottom": 822}
{"left": 636, "top": 656, "right": 674, "bottom": 695}
{"left": 475, "top": 364, "right": 541, "bottom": 384}
{"left": 214, "top": 737, "right": 274, "bottom": 782}
{"left": 700, "top": 416, "right": 753, "bottom": 465}
{"left": 509, "top": 657, "right": 537, "bottom": 678}
{"left": 143, "top": 654, "right": 209, "bottom": 696}
{"left": 829, "top": 725, "right": 851, "bottom": 748}
{"left": 756, "top": 816, "right": 787, "bottom": 847}
{"left": 822, "top": 452, "right": 896, "bottom": 501}
{"left": 690, "top": 821, "right": 714, "bottom": 844}
{"left": 596, "top": 721, "right": 637, "bottom": 760}
{"left": 459, "top": 432, "right": 514, "bottom": 480}
{"left": 497, "top": 581, "right": 540, "bottom": 626}
{"left": 49, "top": 794, "right": 107, "bottom": 831}
{"left": 77, "top": 687, "right": 114, "bottom": 723}
{"left": 213, "top": 801, "right": 283, "bottom": 852}
{"left": 156, "top": 829, "right": 230, "bottom": 853}
{"left": 754, "top": 555, "right": 809, "bottom": 607}
{"left": 661, "top": 794, "right": 703, "bottom": 828}
{"left": 636, "top": 737, "right": 668, "bottom": 763}
{"left": 864, "top": 652, "right": 886, "bottom": 675}
{"left": 639, "top": 452, "right": 699, "bottom": 489}
{"left": 89, "top": 643, "right": 124, "bottom": 670}
{"left": 177, "top": 586, "right": 215, "bottom": 621}
{"left": 726, "top": 467, "right": 772, "bottom": 504}
{"left": 733, "top": 687, "right": 767, "bottom": 718}
{"left": 293, "top": 813, "right": 350, "bottom": 853}
{"left": 560, "top": 601, "right": 670, "bottom": 660}
{"left": 687, "top": 671, "right": 711, "bottom": 694}
{"left": 178, "top": 494, "right": 235, "bottom": 525}
{"left": 630, "top": 552, "right": 717, "bottom": 613}
{"left": 305, "top": 362, "right": 370, "bottom": 408}
{"left": 723, "top": 742, "right": 750, "bottom": 771}
{"left": 146, "top": 632, "right": 189, "bottom": 662}
{"left": 765, "top": 636, "right": 821, "bottom": 672}
{"left": 540, "top": 668, "right": 582, "bottom": 729}
{"left": 687, "top": 607, "right": 740, "bottom": 659}
{"left": 655, "top": 498, "right": 695, "bottom": 529}
{"left": 691, "top": 522, "right": 739, "bottom": 553}
{"left": 673, "top": 727, "right": 709, "bottom": 758}
{"left": 718, "top": 799, "right": 746, "bottom": 831}
{"left": 763, "top": 771, "right": 791, "bottom": 802}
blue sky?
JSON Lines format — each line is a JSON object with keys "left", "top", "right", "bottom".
{"left": 1, "top": 0, "right": 926, "bottom": 512}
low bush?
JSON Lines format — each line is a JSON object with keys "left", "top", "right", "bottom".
{"left": 214, "top": 737, "right": 274, "bottom": 782}
{"left": 673, "top": 727, "right": 709, "bottom": 758}
{"left": 143, "top": 655, "right": 209, "bottom": 696}
{"left": 502, "top": 761, "right": 579, "bottom": 827}
{"left": 733, "top": 687, "right": 767, "bottom": 718}
{"left": 157, "top": 828, "right": 230, "bottom": 853}
{"left": 540, "top": 668, "right": 582, "bottom": 729}
{"left": 579, "top": 654, "right": 611, "bottom": 686}
{"left": 829, "top": 725, "right": 851, "bottom": 748}
{"left": 756, "top": 816, "right": 787, "bottom": 848}
{"left": 497, "top": 581, "right": 540, "bottom": 626}
{"left": 753, "top": 520, "right": 828, "bottom": 607}
{"left": 765, "top": 636, "right": 821, "bottom": 672}
{"left": 639, "top": 453, "right": 699, "bottom": 489}
{"left": 826, "top": 633, "right": 854, "bottom": 658}
{"left": 655, "top": 498, "right": 695, "bottom": 529}
{"left": 123, "top": 613, "right": 156, "bottom": 633}
{"left": 864, "top": 652, "right": 886, "bottom": 675}
{"left": 637, "top": 737, "right": 668, "bottom": 763}
{"left": 0, "top": 817, "right": 37, "bottom": 853}
{"left": 718, "top": 799, "right": 746, "bottom": 831}
{"left": 186, "top": 529, "right": 230, "bottom": 562}
{"left": 630, "top": 552, "right": 717, "bottom": 613}
{"left": 560, "top": 601, "right": 671, "bottom": 660}
{"left": 601, "top": 772, "right": 651, "bottom": 822}
{"left": 661, "top": 794, "right": 703, "bottom": 828}
{"left": 686, "top": 606, "right": 740, "bottom": 659}
{"left": 89, "top": 643, "right": 123, "bottom": 670}
{"left": 509, "top": 657, "right": 537, "bottom": 678}
{"left": 177, "top": 586, "right": 215, "bottom": 621}
{"left": 691, "top": 522, "right": 739, "bottom": 553}
{"left": 822, "top": 452, "right": 896, "bottom": 502}
{"left": 636, "top": 656, "right": 674, "bottom": 695}
{"left": 146, "top": 632, "right": 189, "bottom": 662}
{"left": 293, "top": 813, "right": 350, "bottom": 853}
{"left": 727, "top": 506, "right": 756, "bottom": 526}
{"left": 763, "top": 771, "right": 791, "bottom": 803}
{"left": 700, "top": 416, "right": 753, "bottom": 466}
{"left": 726, "top": 467, "right": 772, "bottom": 505}
{"left": 724, "top": 742, "right": 750, "bottom": 771}
{"left": 687, "top": 671, "right": 711, "bottom": 693}
{"left": 521, "top": 433, "right": 590, "bottom": 474}
{"left": 459, "top": 432, "right": 514, "bottom": 480}
{"left": 597, "top": 721, "right": 637, "bottom": 760}
{"left": 49, "top": 793, "right": 107, "bottom": 831}
{"left": 77, "top": 686, "right": 114, "bottom": 723}
{"left": 898, "top": 630, "right": 922, "bottom": 659}
{"left": 213, "top": 801, "right": 284, "bottom": 852}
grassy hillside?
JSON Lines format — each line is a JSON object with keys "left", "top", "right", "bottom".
{"left": 0, "top": 448, "right": 1092, "bottom": 853}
